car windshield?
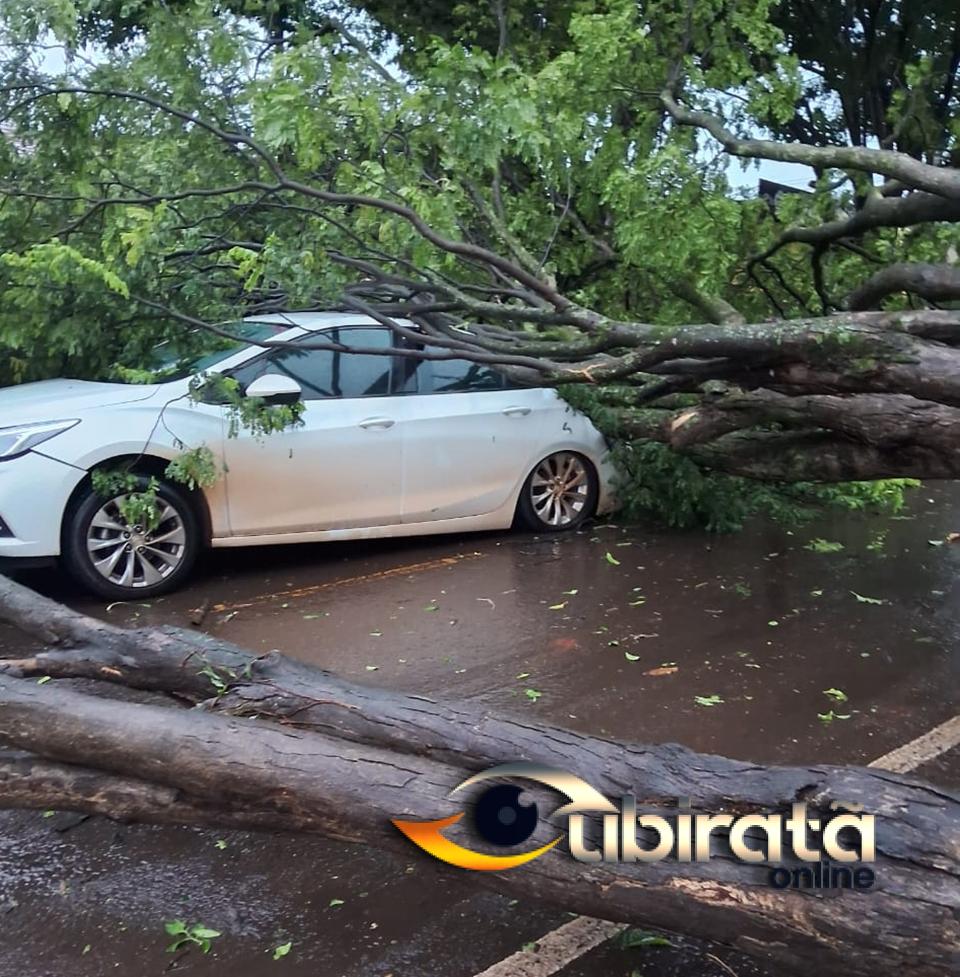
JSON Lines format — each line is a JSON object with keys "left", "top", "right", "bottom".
{"left": 142, "top": 321, "right": 290, "bottom": 382}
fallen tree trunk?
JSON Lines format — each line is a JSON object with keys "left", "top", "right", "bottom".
{"left": 0, "top": 575, "right": 957, "bottom": 976}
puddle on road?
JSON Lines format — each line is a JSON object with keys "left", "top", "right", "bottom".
{"left": 1, "top": 484, "right": 958, "bottom": 976}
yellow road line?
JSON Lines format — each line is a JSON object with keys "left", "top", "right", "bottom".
{"left": 212, "top": 552, "right": 485, "bottom": 613}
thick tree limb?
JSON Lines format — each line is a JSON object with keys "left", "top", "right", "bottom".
{"left": 668, "top": 279, "right": 747, "bottom": 326}
{"left": 754, "top": 192, "right": 960, "bottom": 264}
{"left": 0, "top": 751, "right": 310, "bottom": 832}
{"left": 847, "top": 262, "right": 960, "bottom": 310}
{"left": 684, "top": 431, "right": 960, "bottom": 481}
{"left": 0, "top": 644, "right": 956, "bottom": 976}
{"left": 661, "top": 90, "right": 960, "bottom": 200}
{"left": 0, "top": 577, "right": 958, "bottom": 977}
{"left": 667, "top": 391, "right": 960, "bottom": 451}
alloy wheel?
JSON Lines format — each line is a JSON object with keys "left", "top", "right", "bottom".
{"left": 85, "top": 495, "right": 187, "bottom": 589}
{"left": 529, "top": 452, "right": 590, "bottom": 527}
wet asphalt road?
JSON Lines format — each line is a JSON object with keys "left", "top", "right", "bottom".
{"left": 1, "top": 486, "right": 959, "bottom": 977}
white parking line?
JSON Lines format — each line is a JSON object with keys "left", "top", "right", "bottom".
{"left": 866, "top": 714, "right": 960, "bottom": 772}
{"left": 472, "top": 917, "right": 625, "bottom": 977}
{"left": 471, "top": 715, "right": 960, "bottom": 977}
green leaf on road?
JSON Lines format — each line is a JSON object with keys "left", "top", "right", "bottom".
{"left": 805, "top": 539, "right": 845, "bottom": 554}
{"left": 620, "top": 928, "right": 674, "bottom": 949}
{"left": 818, "top": 710, "right": 852, "bottom": 724}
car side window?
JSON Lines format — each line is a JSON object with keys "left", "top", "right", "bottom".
{"left": 228, "top": 327, "right": 394, "bottom": 399}
{"left": 392, "top": 346, "right": 424, "bottom": 394}
{"left": 229, "top": 345, "right": 336, "bottom": 399}
{"left": 334, "top": 327, "right": 393, "bottom": 397}
{"left": 425, "top": 355, "right": 507, "bottom": 393}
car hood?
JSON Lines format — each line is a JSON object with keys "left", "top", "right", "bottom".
{"left": 0, "top": 379, "right": 162, "bottom": 426}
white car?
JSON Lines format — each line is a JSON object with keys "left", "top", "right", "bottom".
{"left": 0, "top": 313, "right": 615, "bottom": 598}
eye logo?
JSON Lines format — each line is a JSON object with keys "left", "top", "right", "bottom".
{"left": 391, "top": 762, "right": 616, "bottom": 871}
{"left": 474, "top": 783, "right": 539, "bottom": 846}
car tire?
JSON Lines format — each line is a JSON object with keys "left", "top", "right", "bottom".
{"left": 515, "top": 451, "right": 598, "bottom": 533}
{"left": 62, "top": 476, "right": 200, "bottom": 599}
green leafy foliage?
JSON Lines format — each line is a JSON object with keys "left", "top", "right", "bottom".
{"left": 91, "top": 469, "right": 162, "bottom": 532}
{"left": 164, "top": 920, "right": 221, "bottom": 954}
{"left": 272, "top": 942, "right": 293, "bottom": 961}
{"left": 619, "top": 928, "right": 674, "bottom": 950}
{"left": 694, "top": 694, "right": 724, "bottom": 707}
{"left": 165, "top": 446, "right": 219, "bottom": 490}
{"left": 199, "top": 664, "right": 233, "bottom": 696}
{"left": 608, "top": 439, "right": 914, "bottom": 533}
{"left": 818, "top": 710, "right": 852, "bottom": 724}
{"left": 189, "top": 374, "right": 305, "bottom": 439}
{"left": 805, "top": 538, "right": 845, "bottom": 554}
{"left": 1, "top": 0, "right": 929, "bottom": 375}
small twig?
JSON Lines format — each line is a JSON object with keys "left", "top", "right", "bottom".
{"left": 705, "top": 952, "right": 740, "bottom": 977}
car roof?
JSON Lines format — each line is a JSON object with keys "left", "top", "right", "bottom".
{"left": 244, "top": 312, "right": 409, "bottom": 332}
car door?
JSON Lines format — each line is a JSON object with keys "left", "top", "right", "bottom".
{"left": 219, "top": 326, "right": 407, "bottom": 537}
{"left": 399, "top": 351, "right": 550, "bottom": 523}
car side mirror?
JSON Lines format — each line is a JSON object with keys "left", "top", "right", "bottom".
{"left": 243, "top": 373, "right": 302, "bottom": 405}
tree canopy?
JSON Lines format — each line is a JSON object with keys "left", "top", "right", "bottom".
{"left": 1, "top": 0, "right": 958, "bottom": 525}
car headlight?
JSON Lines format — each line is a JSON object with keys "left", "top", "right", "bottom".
{"left": 0, "top": 419, "right": 80, "bottom": 461}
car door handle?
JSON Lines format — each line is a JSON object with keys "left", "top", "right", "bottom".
{"left": 359, "top": 417, "right": 396, "bottom": 430}
{"left": 502, "top": 406, "right": 531, "bottom": 417}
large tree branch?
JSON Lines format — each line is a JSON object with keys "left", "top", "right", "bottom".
{"left": 685, "top": 430, "right": 960, "bottom": 481}
{"left": 846, "top": 262, "right": 960, "bottom": 310}
{"left": 661, "top": 90, "right": 960, "bottom": 200}
{"left": 752, "top": 192, "right": 960, "bottom": 266}
{"left": 668, "top": 390, "right": 960, "bottom": 451}
{"left": 668, "top": 279, "right": 746, "bottom": 326}
{"left": 0, "top": 751, "right": 310, "bottom": 832}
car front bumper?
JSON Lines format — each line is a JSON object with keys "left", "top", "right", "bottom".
{"left": 0, "top": 450, "right": 86, "bottom": 559}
